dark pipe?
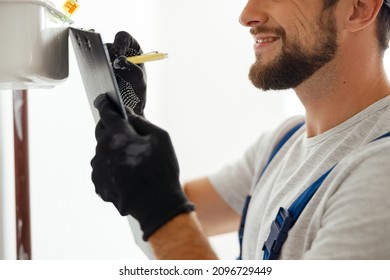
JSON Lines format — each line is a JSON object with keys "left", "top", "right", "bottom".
{"left": 13, "top": 90, "right": 32, "bottom": 260}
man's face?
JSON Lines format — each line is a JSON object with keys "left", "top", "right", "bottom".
{"left": 243, "top": 1, "right": 338, "bottom": 90}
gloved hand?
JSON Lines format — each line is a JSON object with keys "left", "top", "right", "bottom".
{"left": 106, "top": 31, "right": 147, "bottom": 116}
{"left": 91, "top": 94, "right": 195, "bottom": 241}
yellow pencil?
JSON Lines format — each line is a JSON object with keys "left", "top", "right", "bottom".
{"left": 127, "top": 52, "right": 168, "bottom": 64}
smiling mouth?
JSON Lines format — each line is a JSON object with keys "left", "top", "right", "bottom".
{"left": 256, "top": 37, "right": 279, "bottom": 44}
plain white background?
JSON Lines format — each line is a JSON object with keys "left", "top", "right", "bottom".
{"left": 1, "top": 0, "right": 325, "bottom": 259}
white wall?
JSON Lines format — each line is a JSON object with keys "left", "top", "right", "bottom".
{"left": 0, "top": 0, "right": 304, "bottom": 259}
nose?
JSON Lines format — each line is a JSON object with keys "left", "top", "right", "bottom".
{"left": 239, "top": 0, "right": 269, "bottom": 27}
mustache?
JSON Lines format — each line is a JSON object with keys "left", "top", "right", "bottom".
{"left": 250, "top": 26, "right": 285, "bottom": 38}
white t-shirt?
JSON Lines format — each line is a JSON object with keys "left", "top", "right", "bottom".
{"left": 209, "top": 96, "right": 390, "bottom": 259}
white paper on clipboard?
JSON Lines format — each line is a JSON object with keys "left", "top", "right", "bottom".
{"left": 70, "top": 27, "right": 154, "bottom": 259}
{"left": 127, "top": 216, "right": 155, "bottom": 259}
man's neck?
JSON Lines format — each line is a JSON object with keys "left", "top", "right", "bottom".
{"left": 295, "top": 52, "right": 390, "bottom": 138}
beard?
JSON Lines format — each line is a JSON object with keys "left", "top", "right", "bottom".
{"left": 249, "top": 11, "right": 338, "bottom": 91}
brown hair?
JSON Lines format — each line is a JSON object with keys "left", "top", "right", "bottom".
{"left": 376, "top": 5, "right": 390, "bottom": 51}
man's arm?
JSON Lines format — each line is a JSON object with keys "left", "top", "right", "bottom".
{"left": 184, "top": 177, "right": 240, "bottom": 236}
{"left": 149, "top": 212, "right": 218, "bottom": 259}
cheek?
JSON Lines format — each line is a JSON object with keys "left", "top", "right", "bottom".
{"left": 277, "top": 3, "right": 323, "bottom": 42}
{"left": 283, "top": 16, "right": 324, "bottom": 51}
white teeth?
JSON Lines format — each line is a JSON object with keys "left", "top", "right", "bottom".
{"left": 256, "top": 37, "right": 276, "bottom": 43}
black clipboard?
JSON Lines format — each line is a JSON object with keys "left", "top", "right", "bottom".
{"left": 70, "top": 27, "right": 154, "bottom": 259}
{"left": 69, "top": 27, "right": 128, "bottom": 122}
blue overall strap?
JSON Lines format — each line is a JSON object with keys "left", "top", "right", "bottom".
{"left": 373, "top": 131, "right": 390, "bottom": 141}
{"left": 262, "top": 166, "right": 335, "bottom": 260}
{"left": 237, "top": 121, "right": 305, "bottom": 260}
{"left": 262, "top": 130, "right": 390, "bottom": 260}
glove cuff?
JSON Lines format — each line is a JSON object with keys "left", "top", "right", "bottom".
{"left": 141, "top": 201, "right": 195, "bottom": 241}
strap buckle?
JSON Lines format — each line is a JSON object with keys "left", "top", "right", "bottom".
{"left": 262, "top": 207, "right": 292, "bottom": 260}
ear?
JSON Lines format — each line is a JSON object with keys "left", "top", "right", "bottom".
{"left": 346, "top": 0, "right": 383, "bottom": 32}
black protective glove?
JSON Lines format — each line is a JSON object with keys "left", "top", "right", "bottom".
{"left": 91, "top": 94, "right": 195, "bottom": 241}
{"left": 106, "top": 31, "right": 147, "bottom": 116}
